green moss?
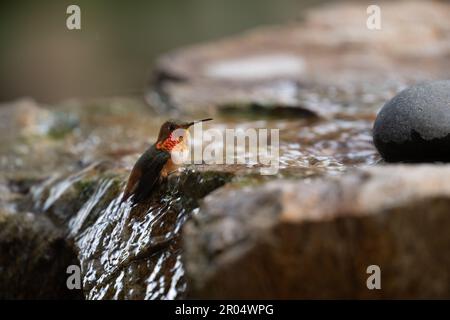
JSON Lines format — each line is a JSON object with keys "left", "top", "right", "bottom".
{"left": 47, "top": 112, "right": 79, "bottom": 140}
{"left": 73, "top": 178, "right": 97, "bottom": 198}
{"left": 176, "top": 170, "right": 234, "bottom": 200}
{"left": 229, "top": 174, "right": 276, "bottom": 188}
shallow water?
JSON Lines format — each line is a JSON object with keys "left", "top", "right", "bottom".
{"left": 1, "top": 84, "right": 384, "bottom": 299}
{"left": 72, "top": 177, "right": 198, "bottom": 299}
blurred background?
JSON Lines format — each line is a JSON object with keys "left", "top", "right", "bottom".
{"left": 0, "top": 0, "right": 330, "bottom": 103}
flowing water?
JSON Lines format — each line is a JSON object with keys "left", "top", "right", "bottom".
{"left": 1, "top": 84, "right": 384, "bottom": 299}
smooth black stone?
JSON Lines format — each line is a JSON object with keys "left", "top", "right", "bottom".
{"left": 373, "top": 80, "right": 450, "bottom": 162}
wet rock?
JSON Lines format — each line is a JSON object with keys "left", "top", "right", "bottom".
{"left": 74, "top": 168, "right": 232, "bottom": 300}
{"left": 176, "top": 170, "right": 234, "bottom": 200}
{"left": 149, "top": 1, "right": 450, "bottom": 117}
{"left": 0, "top": 97, "right": 160, "bottom": 183}
{"left": 373, "top": 80, "right": 450, "bottom": 162}
{"left": 0, "top": 210, "right": 83, "bottom": 299}
{"left": 30, "top": 162, "right": 233, "bottom": 299}
{"left": 184, "top": 165, "right": 450, "bottom": 299}
{"left": 0, "top": 98, "right": 78, "bottom": 139}
{"left": 218, "top": 102, "right": 317, "bottom": 119}
{"left": 0, "top": 99, "right": 82, "bottom": 181}
{"left": 31, "top": 161, "right": 118, "bottom": 226}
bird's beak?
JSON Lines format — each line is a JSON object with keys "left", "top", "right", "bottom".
{"left": 184, "top": 118, "right": 213, "bottom": 128}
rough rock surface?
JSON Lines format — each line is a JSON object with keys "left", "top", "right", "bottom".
{"left": 0, "top": 210, "right": 83, "bottom": 299}
{"left": 149, "top": 1, "right": 450, "bottom": 117}
{"left": 373, "top": 80, "right": 450, "bottom": 162}
{"left": 184, "top": 165, "right": 450, "bottom": 299}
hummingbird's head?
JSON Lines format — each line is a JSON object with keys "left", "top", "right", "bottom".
{"left": 156, "top": 118, "right": 212, "bottom": 151}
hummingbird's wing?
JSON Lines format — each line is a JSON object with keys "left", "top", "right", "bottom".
{"left": 123, "top": 145, "right": 171, "bottom": 204}
{"left": 122, "top": 164, "right": 143, "bottom": 203}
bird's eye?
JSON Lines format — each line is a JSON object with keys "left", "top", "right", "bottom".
{"left": 168, "top": 124, "right": 175, "bottom": 131}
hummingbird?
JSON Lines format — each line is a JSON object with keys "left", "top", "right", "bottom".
{"left": 121, "top": 118, "right": 212, "bottom": 204}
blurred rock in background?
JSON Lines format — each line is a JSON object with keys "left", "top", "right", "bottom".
{"left": 0, "top": 0, "right": 318, "bottom": 103}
